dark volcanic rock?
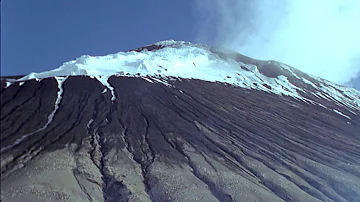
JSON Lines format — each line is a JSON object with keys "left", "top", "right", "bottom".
{"left": 1, "top": 76, "right": 360, "bottom": 202}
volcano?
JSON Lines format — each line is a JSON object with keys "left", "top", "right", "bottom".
{"left": 1, "top": 40, "right": 360, "bottom": 202}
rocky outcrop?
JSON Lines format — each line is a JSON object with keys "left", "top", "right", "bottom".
{"left": 1, "top": 76, "right": 359, "bottom": 202}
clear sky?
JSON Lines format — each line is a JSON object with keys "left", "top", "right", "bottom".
{"left": 1, "top": 0, "right": 359, "bottom": 90}
{"left": 1, "top": 0, "right": 197, "bottom": 76}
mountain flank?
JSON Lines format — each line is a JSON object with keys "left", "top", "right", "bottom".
{"left": 1, "top": 41, "right": 360, "bottom": 202}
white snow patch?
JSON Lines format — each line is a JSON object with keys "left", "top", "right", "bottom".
{"left": 151, "top": 77, "right": 172, "bottom": 87}
{"left": 280, "top": 64, "right": 301, "bottom": 79}
{"left": 95, "top": 75, "right": 116, "bottom": 102}
{"left": 153, "top": 40, "right": 190, "bottom": 47}
{"left": 142, "top": 77, "right": 154, "bottom": 83}
{"left": 19, "top": 82, "right": 25, "bottom": 86}
{"left": 333, "top": 109, "right": 351, "bottom": 119}
{"left": 302, "top": 78, "right": 318, "bottom": 89}
{"left": 316, "top": 80, "right": 360, "bottom": 114}
{"left": 44, "top": 76, "right": 66, "bottom": 128}
{"left": 1, "top": 77, "right": 67, "bottom": 153}
{"left": 87, "top": 119, "right": 94, "bottom": 129}
{"left": 102, "top": 88, "right": 107, "bottom": 94}
{"left": 5, "top": 82, "right": 12, "bottom": 88}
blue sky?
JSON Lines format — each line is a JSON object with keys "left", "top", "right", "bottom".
{"left": 1, "top": 0, "right": 359, "bottom": 90}
{"left": 1, "top": 0, "right": 198, "bottom": 76}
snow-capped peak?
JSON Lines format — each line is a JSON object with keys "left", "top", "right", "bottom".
{"left": 5, "top": 40, "right": 360, "bottom": 117}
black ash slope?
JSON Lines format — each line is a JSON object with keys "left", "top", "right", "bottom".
{"left": 1, "top": 75, "right": 359, "bottom": 202}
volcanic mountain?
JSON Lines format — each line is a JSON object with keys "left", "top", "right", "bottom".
{"left": 1, "top": 41, "right": 359, "bottom": 202}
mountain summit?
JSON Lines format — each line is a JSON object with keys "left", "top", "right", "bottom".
{"left": 5, "top": 40, "right": 360, "bottom": 115}
{"left": 1, "top": 41, "right": 360, "bottom": 202}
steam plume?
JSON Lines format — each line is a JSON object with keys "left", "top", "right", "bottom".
{"left": 194, "top": 0, "right": 360, "bottom": 85}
